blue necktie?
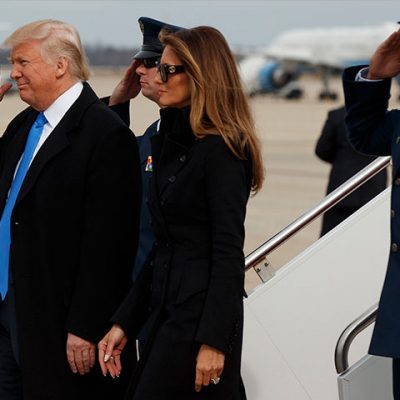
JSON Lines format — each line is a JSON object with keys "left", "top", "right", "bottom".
{"left": 0, "top": 112, "right": 47, "bottom": 300}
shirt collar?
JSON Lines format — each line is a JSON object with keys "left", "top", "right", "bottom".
{"left": 43, "top": 81, "right": 84, "bottom": 129}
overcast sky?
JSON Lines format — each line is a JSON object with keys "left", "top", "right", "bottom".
{"left": 0, "top": 1, "right": 399, "bottom": 50}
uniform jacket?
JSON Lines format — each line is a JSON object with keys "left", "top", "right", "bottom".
{"left": 315, "top": 106, "right": 387, "bottom": 208}
{"left": 113, "top": 106, "right": 250, "bottom": 399}
{"left": 0, "top": 83, "right": 141, "bottom": 399}
{"left": 132, "top": 120, "right": 158, "bottom": 279}
{"left": 102, "top": 97, "right": 158, "bottom": 279}
{"left": 344, "top": 65, "right": 400, "bottom": 357}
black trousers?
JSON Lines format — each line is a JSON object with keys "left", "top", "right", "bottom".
{"left": 320, "top": 206, "right": 358, "bottom": 237}
{"left": 0, "top": 293, "right": 22, "bottom": 400}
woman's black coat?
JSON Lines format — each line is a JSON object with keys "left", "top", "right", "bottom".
{"left": 114, "top": 107, "right": 251, "bottom": 399}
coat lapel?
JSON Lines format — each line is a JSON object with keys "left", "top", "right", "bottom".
{"left": 0, "top": 113, "right": 36, "bottom": 212}
{"left": 15, "top": 83, "right": 99, "bottom": 207}
{"left": 149, "top": 108, "right": 195, "bottom": 241}
{"left": 153, "top": 107, "right": 196, "bottom": 197}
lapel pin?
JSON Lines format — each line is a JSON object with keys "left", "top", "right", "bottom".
{"left": 145, "top": 155, "right": 153, "bottom": 172}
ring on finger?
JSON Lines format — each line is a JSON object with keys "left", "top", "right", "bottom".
{"left": 211, "top": 377, "right": 220, "bottom": 385}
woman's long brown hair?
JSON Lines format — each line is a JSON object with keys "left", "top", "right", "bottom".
{"left": 160, "top": 26, "right": 264, "bottom": 193}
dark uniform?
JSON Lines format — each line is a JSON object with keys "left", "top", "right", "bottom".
{"left": 105, "top": 17, "right": 183, "bottom": 280}
{"left": 129, "top": 17, "right": 183, "bottom": 279}
{"left": 344, "top": 65, "right": 400, "bottom": 399}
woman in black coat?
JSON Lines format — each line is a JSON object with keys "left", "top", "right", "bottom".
{"left": 98, "top": 26, "right": 264, "bottom": 399}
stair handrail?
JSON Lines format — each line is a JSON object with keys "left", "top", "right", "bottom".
{"left": 334, "top": 304, "right": 378, "bottom": 373}
{"left": 245, "top": 156, "right": 391, "bottom": 271}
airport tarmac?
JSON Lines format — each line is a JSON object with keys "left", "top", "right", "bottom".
{"left": 1, "top": 69, "right": 397, "bottom": 290}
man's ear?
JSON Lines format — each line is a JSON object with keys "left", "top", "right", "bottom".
{"left": 55, "top": 56, "right": 69, "bottom": 78}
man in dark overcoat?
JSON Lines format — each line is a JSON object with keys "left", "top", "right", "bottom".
{"left": 315, "top": 105, "right": 387, "bottom": 236}
{"left": 0, "top": 20, "right": 141, "bottom": 400}
{"left": 343, "top": 29, "right": 400, "bottom": 399}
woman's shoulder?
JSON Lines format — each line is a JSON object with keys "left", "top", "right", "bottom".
{"left": 198, "top": 134, "right": 250, "bottom": 169}
{"left": 197, "top": 135, "right": 232, "bottom": 157}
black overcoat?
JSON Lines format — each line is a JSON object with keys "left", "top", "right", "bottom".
{"left": 0, "top": 83, "right": 141, "bottom": 399}
{"left": 344, "top": 66, "right": 400, "bottom": 357}
{"left": 315, "top": 106, "right": 387, "bottom": 208}
{"left": 315, "top": 105, "right": 387, "bottom": 234}
{"left": 113, "top": 107, "right": 251, "bottom": 399}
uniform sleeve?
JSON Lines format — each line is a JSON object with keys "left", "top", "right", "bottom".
{"left": 194, "top": 138, "right": 249, "bottom": 354}
{"left": 65, "top": 122, "right": 141, "bottom": 342}
{"left": 343, "top": 66, "right": 395, "bottom": 156}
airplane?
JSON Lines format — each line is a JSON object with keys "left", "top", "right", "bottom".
{"left": 239, "top": 21, "right": 399, "bottom": 100}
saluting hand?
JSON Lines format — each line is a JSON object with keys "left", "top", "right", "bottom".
{"left": 66, "top": 333, "right": 96, "bottom": 375}
{"left": 195, "top": 344, "right": 225, "bottom": 392}
{"left": 0, "top": 82, "right": 12, "bottom": 101}
{"left": 109, "top": 60, "right": 142, "bottom": 106}
{"left": 98, "top": 324, "right": 128, "bottom": 378}
{"left": 368, "top": 30, "right": 400, "bottom": 80}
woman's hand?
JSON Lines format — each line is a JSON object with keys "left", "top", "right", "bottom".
{"left": 195, "top": 344, "right": 225, "bottom": 392}
{"left": 98, "top": 324, "right": 128, "bottom": 378}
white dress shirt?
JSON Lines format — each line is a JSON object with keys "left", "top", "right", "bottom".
{"left": 30, "top": 81, "right": 84, "bottom": 164}
{"left": 9, "top": 81, "right": 84, "bottom": 196}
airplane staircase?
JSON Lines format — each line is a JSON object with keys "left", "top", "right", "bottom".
{"left": 242, "top": 156, "right": 392, "bottom": 399}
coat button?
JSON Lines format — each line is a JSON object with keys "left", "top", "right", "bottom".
{"left": 392, "top": 243, "right": 398, "bottom": 252}
{"left": 395, "top": 178, "right": 400, "bottom": 186}
{"left": 179, "top": 155, "right": 186, "bottom": 163}
{"left": 14, "top": 221, "right": 19, "bottom": 226}
{"left": 160, "top": 198, "right": 165, "bottom": 206}
{"left": 168, "top": 176, "right": 176, "bottom": 183}
{"left": 392, "top": 209, "right": 396, "bottom": 218}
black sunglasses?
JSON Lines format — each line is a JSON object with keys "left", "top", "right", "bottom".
{"left": 137, "top": 58, "right": 160, "bottom": 69}
{"left": 157, "top": 64, "right": 185, "bottom": 83}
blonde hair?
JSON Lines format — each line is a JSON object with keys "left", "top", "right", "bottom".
{"left": 160, "top": 26, "right": 264, "bottom": 193}
{"left": 4, "top": 19, "right": 90, "bottom": 81}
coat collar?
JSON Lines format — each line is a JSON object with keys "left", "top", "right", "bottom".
{"left": 151, "top": 106, "right": 197, "bottom": 198}
{"left": 158, "top": 106, "right": 196, "bottom": 147}
{"left": 14, "top": 82, "right": 99, "bottom": 207}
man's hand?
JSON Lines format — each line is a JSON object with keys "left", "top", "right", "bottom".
{"left": 195, "top": 344, "right": 225, "bottom": 392}
{"left": 0, "top": 83, "right": 12, "bottom": 101}
{"left": 368, "top": 31, "right": 400, "bottom": 80}
{"left": 66, "top": 333, "right": 96, "bottom": 375}
{"left": 98, "top": 324, "right": 128, "bottom": 378}
{"left": 109, "top": 60, "right": 141, "bottom": 106}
